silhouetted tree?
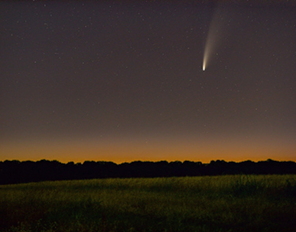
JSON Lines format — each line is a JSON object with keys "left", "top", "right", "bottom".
{"left": 1, "top": 159, "right": 296, "bottom": 185}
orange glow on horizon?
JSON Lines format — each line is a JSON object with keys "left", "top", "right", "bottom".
{"left": 1, "top": 136, "right": 295, "bottom": 164}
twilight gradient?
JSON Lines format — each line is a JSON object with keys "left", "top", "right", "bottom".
{"left": 1, "top": 1, "right": 296, "bottom": 163}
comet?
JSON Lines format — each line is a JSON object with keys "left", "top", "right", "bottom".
{"left": 202, "top": 59, "right": 206, "bottom": 71}
{"left": 202, "top": 5, "right": 227, "bottom": 72}
{"left": 202, "top": 47, "right": 209, "bottom": 71}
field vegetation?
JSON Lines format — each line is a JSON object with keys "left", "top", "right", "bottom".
{"left": 1, "top": 175, "right": 296, "bottom": 232}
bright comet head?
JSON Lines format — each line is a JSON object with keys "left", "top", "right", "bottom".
{"left": 202, "top": 59, "right": 206, "bottom": 71}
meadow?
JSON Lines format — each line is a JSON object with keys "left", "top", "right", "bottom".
{"left": 1, "top": 175, "right": 296, "bottom": 232}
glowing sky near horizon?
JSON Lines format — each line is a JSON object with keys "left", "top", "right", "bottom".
{"left": 1, "top": 1, "right": 296, "bottom": 163}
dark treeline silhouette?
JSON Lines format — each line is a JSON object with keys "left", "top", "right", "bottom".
{"left": 1, "top": 159, "right": 296, "bottom": 185}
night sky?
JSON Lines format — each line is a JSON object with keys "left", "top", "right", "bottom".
{"left": 1, "top": 1, "right": 296, "bottom": 163}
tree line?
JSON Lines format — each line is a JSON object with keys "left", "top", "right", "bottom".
{"left": 1, "top": 159, "right": 296, "bottom": 185}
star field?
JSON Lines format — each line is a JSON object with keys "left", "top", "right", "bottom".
{"left": 1, "top": 1, "right": 296, "bottom": 163}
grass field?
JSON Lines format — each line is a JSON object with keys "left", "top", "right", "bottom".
{"left": 1, "top": 175, "right": 296, "bottom": 232}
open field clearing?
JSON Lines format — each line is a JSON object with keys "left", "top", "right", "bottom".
{"left": 1, "top": 175, "right": 296, "bottom": 232}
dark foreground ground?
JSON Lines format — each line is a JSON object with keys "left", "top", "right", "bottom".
{"left": 1, "top": 175, "right": 296, "bottom": 232}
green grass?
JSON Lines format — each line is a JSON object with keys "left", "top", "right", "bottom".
{"left": 1, "top": 175, "right": 296, "bottom": 232}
